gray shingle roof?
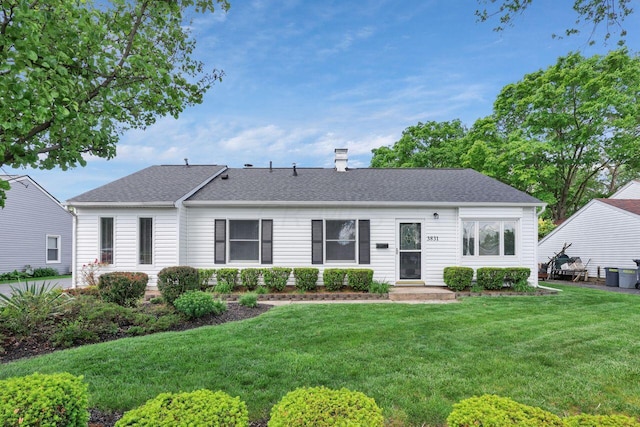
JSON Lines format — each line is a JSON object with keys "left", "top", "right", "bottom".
{"left": 187, "top": 167, "right": 542, "bottom": 204}
{"left": 68, "top": 165, "right": 226, "bottom": 204}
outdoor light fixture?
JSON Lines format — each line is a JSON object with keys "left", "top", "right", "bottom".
{"left": 433, "top": 212, "right": 439, "bottom": 220}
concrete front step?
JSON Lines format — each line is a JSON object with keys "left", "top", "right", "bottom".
{"left": 389, "top": 286, "right": 456, "bottom": 301}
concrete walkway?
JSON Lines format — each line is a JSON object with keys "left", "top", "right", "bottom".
{"left": 544, "top": 279, "right": 640, "bottom": 295}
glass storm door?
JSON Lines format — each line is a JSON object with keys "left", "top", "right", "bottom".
{"left": 398, "top": 222, "right": 422, "bottom": 280}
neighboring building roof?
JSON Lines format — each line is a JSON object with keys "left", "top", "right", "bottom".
{"left": 610, "top": 179, "right": 640, "bottom": 199}
{"left": 598, "top": 199, "right": 640, "bottom": 216}
{"left": 1, "top": 174, "right": 66, "bottom": 209}
{"left": 67, "top": 165, "right": 227, "bottom": 205}
{"left": 186, "top": 167, "right": 542, "bottom": 205}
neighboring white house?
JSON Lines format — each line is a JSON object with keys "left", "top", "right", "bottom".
{"left": 538, "top": 180, "right": 640, "bottom": 279}
{"left": 66, "top": 149, "right": 545, "bottom": 288}
{"left": 0, "top": 175, "right": 73, "bottom": 274}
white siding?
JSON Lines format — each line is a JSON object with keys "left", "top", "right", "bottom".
{"left": 539, "top": 201, "right": 640, "bottom": 278}
{"left": 611, "top": 181, "right": 640, "bottom": 199}
{"left": 74, "top": 207, "right": 179, "bottom": 286}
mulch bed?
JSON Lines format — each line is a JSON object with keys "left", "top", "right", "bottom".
{"left": 1, "top": 303, "right": 273, "bottom": 427}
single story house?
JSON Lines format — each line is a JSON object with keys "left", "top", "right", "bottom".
{"left": 66, "top": 149, "right": 545, "bottom": 288}
{"left": 0, "top": 175, "right": 73, "bottom": 275}
{"left": 538, "top": 180, "right": 640, "bottom": 279}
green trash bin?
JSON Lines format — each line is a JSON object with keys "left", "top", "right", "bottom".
{"left": 619, "top": 268, "right": 637, "bottom": 289}
{"left": 605, "top": 268, "right": 619, "bottom": 287}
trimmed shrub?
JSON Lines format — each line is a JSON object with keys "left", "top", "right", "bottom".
{"left": 268, "top": 386, "right": 384, "bottom": 427}
{"left": 239, "top": 293, "right": 258, "bottom": 308}
{"left": 369, "top": 280, "right": 390, "bottom": 294}
{"left": 115, "top": 389, "right": 248, "bottom": 427}
{"left": 476, "top": 267, "right": 506, "bottom": 290}
{"left": 563, "top": 414, "right": 640, "bottom": 426}
{"left": 323, "top": 268, "right": 346, "bottom": 291}
{"left": 263, "top": 267, "right": 291, "bottom": 292}
{"left": 216, "top": 268, "right": 239, "bottom": 290}
{"left": 240, "top": 268, "right": 261, "bottom": 291}
{"left": 504, "top": 267, "right": 531, "bottom": 288}
{"left": 32, "top": 267, "right": 59, "bottom": 278}
{"left": 347, "top": 269, "right": 374, "bottom": 292}
{"left": 157, "top": 266, "right": 200, "bottom": 305}
{"left": 174, "top": 291, "right": 222, "bottom": 319}
{"left": 447, "top": 394, "right": 563, "bottom": 426}
{"left": 443, "top": 266, "right": 474, "bottom": 291}
{"left": 0, "top": 372, "right": 89, "bottom": 427}
{"left": 198, "top": 269, "right": 216, "bottom": 290}
{"left": 293, "top": 267, "right": 319, "bottom": 292}
{"left": 98, "top": 272, "right": 148, "bottom": 307}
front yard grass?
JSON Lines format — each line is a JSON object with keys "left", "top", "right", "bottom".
{"left": 2, "top": 284, "right": 640, "bottom": 426}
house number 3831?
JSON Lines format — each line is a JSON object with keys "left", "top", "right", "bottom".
{"left": 426, "top": 236, "right": 439, "bottom": 242}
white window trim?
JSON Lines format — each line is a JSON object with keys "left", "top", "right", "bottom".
{"left": 46, "top": 234, "right": 61, "bottom": 263}
{"left": 138, "top": 216, "right": 154, "bottom": 266}
{"left": 461, "top": 219, "right": 518, "bottom": 257}
{"left": 228, "top": 219, "right": 262, "bottom": 263}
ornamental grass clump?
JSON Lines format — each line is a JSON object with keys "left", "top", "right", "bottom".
{"left": 115, "top": 389, "right": 248, "bottom": 427}
{"left": 174, "top": 291, "right": 225, "bottom": 319}
{"left": 268, "top": 386, "right": 384, "bottom": 427}
{"left": 0, "top": 372, "right": 89, "bottom": 427}
{"left": 447, "top": 394, "right": 563, "bottom": 426}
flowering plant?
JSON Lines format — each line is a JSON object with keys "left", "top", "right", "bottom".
{"left": 80, "top": 259, "right": 107, "bottom": 287}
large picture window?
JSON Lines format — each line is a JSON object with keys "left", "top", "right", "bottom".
{"left": 46, "top": 235, "right": 60, "bottom": 263}
{"left": 462, "top": 220, "right": 517, "bottom": 256}
{"left": 215, "top": 219, "right": 273, "bottom": 264}
{"left": 139, "top": 217, "right": 153, "bottom": 265}
{"left": 100, "top": 217, "right": 114, "bottom": 264}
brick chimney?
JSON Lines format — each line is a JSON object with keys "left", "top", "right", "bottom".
{"left": 334, "top": 148, "right": 348, "bottom": 172}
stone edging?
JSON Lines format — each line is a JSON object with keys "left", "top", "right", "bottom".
{"left": 220, "top": 293, "right": 389, "bottom": 301}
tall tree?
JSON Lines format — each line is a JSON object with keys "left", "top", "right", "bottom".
{"left": 493, "top": 49, "right": 640, "bottom": 221}
{"left": 370, "top": 120, "right": 468, "bottom": 168}
{"left": 476, "top": 0, "right": 634, "bottom": 45}
{"left": 0, "top": 0, "right": 229, "bottom": 206}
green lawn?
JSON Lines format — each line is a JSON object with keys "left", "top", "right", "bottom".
{"left": 2, "top": 284, "right": 640, "bottom": 426}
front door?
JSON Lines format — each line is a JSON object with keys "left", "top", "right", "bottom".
{"left": 398, "top": 222, "right": 422, "bottom": 280}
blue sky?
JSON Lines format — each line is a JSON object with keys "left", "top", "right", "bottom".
{"left": 8, "top": 0, "right": 640, "bottom": 202}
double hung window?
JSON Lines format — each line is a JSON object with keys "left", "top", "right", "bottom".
{"left": 100, "top": 217, "right": 114, "bottom": 264}
{"left": 46, "top": 235, "right": 60, "bottom": 263}
{"left": 215, "top": 219, "right": 273, "bottom": 264}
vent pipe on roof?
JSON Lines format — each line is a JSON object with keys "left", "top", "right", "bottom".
{"left": 269, "top": 161, "right": 272, "bottom": 172}
{"left": 292, "top": 163, "right": 298, "bottom": 176}
{"left": 335, "top": 148, "right": 348, "bottom": 172}
{"left": 184, "top": 158, "right": 189, "bottom": 166}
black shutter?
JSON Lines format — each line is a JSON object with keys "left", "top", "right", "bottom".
{"left": 215, "top": 219, "right": 226, "bottom": 264}
{"left": 311, "top": 220, "right": 323, "bottom": 264}
{"left": 358, "top": 220, "right": 370, "bottom": 264}
{"left": 261, "top": 219, "right": 273, "bottom": 264}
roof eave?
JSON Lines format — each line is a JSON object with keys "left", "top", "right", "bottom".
{"left": 66, "top": 201, "right": 177, "bottom": 208}
{"left": 183, "top": 200, "right": 545, "bottom": 208}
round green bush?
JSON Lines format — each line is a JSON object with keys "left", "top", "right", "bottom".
{"left": 443, "top": 266, "right": 474, "bottom": 291}
{"left": 0, "top": 372, "right": 89, "bottom": 427}
{"left": 563, "top": 414, "right": 640, "bottom": 426}
{"left": 157, "top": 266, "right": 200, "bottom": 305}
{"left": 174, "top": 291, "right": 221, "bottom": 319}
{"left": 98, "top": 272, "right": 149, "bottom": 307}
{"left": 268, "top": 386, "right": 384, "bottom": 427}
{"left": 447, "top": 394, "right": 563, "bottom": 426}
{"left": 263, "top": 267, "right": 291, "bottom": 292}
{"left": 115, "top": 389, "right": 248, "bottom": 427}
{"left": 323, "top": 269, "right": 346, "bottom": 291}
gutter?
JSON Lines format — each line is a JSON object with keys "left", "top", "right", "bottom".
{"left": 183, "top": 200, "right": 546, "bottom": 208}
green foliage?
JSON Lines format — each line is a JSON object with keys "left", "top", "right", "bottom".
{"left": 443, "top": 267, "right": 475, "bottom": 291}
{"left": 174, "top": 291, "right": 221, "bottom": 319}
{"left": 240, "top": 268, "right": 261, "bottom": 291}
{"left": 216, "top": 268, "right": 239, "bottom": 290}
{"left": 157, "top": 266, "right": 200, "bottom": 305}
{"left": 369, "top": 280, "right": 390, "bottom": 294}
{"left": 0, "top": 0, "right": 230, "bottom": 207}
{"left": 323, "top": 268, "right": 346, "bottom": 291}
{"left": 563, "top": 414, "right": 640, "bottom": 426}
{"left": 293, "top": 268, "right": 319, "bottom": 292}
{"left": 0, "top": 372, "right": 89, "bottom": 426}
{"left": 347, "top": 269, "right": 374, "bottom": 292}
{"left": 447, "top": 394, "right": 563, "bottom": 426}
{"left": 214, "top": 281, "right": 234, "bottom": 295}
{"left": 51, "top": 319, "right": 99, "bottom": 348}
{"left": 32, "top": 267, "right": 60, "bottom": 278}
{"left": 477, "top": 267, "right": 506, "bottom": 290}
{"left": 268, "top": 386, "right": 384, "bottom": 427}
{"left": 255, "top": 285, "right": 268, "bottom": 295}
{"left": 263, "top": 267, "right": 291, "bottom": 292}
{"left": 504, "top": 267, "right": 531, "bottom": 288}
{"left": 115, "top": 389, "right": 248, "bottom": 427}
{"left": 198, "top": 269, "right": 216, "bottom": 290}
{"left": 238, "top": 293, "right": 258, "bottom": 308}
{"left": 0, "top": 281, "right": 73, "bottom": 335}
{"left": 538, "top": 217, "right": 557, "bottom": 239}
{"left": 98, "top": 272, "right": 148, "bottom": 307}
